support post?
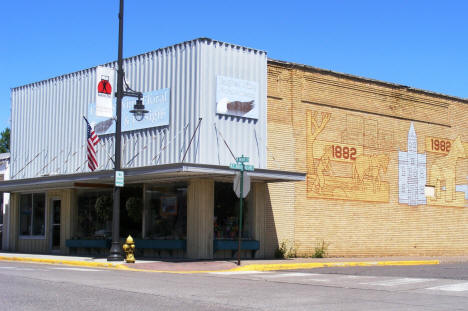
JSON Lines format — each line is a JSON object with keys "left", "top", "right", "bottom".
{"left": 237, "top": 164, "right": 244, "bottom": 266}
{"left": 108, "top": 0, "right": 124, "bottom": 262}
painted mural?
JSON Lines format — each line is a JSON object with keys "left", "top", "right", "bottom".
{"left": 306, "top": 110, "right": 390, "bottom": 202}
{"left": 398, "top": 122, "right": 468, "bottom": 208}
{"left": 426, "top": 135, "right": 468, "bottom": 207}
{"left": 398, "top": 123, "right": 427, "bottom": 206}
{"left": 306, "top": 109, "right": 467, "bottom": 207}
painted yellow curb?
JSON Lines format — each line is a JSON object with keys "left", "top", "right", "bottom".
{"left": 0, "top": 256, "right": 439, "bottom": 274}
{"left": 0, "top": 256, "right": 129, "bottom": 270}
{"left": 228, "top": 260, "right": 440, "bottom": 272}
{"left": 90, "top": 260, "right": 441, "bottom": 274}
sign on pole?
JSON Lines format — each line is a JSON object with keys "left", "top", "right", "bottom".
{"left": 95, "top": 66, "right": 115, "bottom": 118}
{"left": 229, "top": 163, "right": 243, "bottom": 170}
{"left": 243, "top": 164, "right": 254, "bottom": 171}
{"left": 236, "top": 156, "right": 249, "bottom": 163}
{"left": 233, "top": 172, "right": 250, "bottom": 198}
{"left": 228, "top": 154, "right": 255, "bottom": 266}
{"left": 115, "top": 170, "right": 124, "bottom": 187}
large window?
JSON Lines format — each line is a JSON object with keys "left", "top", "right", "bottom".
{"left": 75, "top": 186, "right": 143, "bottom": 239}
{"left": 145, "top": 184, "right": 187, "bottom": 239}
{"left": 19, "top": 193, "right": 45, "bottom": 236}
{"left": 214, "top": 182, "right": 251, "bottom": 240}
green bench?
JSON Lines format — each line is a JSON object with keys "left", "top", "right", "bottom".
{"left": 213, "top": 239, "right": 260, "bottom": 258}
{"left": 134, "top": 239, "right": 186, "bottom": 256}
{"left": 66, "top": 239, "right": 111, "bottom": 255}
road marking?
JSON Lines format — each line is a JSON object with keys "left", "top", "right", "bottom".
{"left": 362, "top": 278, "right": 431, "bottom": 286}
{"left": 262, "top": 272, "right": 312, "bottom": 278}
{"left": 210, "top": 271, "right": 268, "bottom": 275}
{"left": 428, "top": 282, "right": 468, "bottom": 292}
{"left": 52, "top": 267, "right": 104, "bottom": 272}
{"left": 341, "top": 275, "right": 373, "bottom": 279}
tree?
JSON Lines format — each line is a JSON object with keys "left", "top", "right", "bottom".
{"left": 0, "top": 128, "right": 10, "bottom": 153}
{"left": 306, "top": 111, "right": 331, "bottom": 169}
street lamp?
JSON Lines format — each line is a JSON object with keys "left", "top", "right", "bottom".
{"left": 129, "top": 95, "right": 148, "bottom": 121}
{"left": 108, "top": 0, "right": 148, "bottom": 261}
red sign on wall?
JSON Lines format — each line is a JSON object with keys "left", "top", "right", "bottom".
{"left": 95, "top": 66, "right": 115, "bottom": 118}
{"left": 98, "top": 77, "right": 112, "bottom": 95}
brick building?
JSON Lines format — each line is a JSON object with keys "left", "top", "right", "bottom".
{"left": 0, "top": 39, "right": 466, "bottom": 258}
{"left": 264, "top": 59, "right": 468, "bottom": 257}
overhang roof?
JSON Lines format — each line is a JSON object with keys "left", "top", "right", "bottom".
{"left": 0, "top": 163, "right": 305, "bottom": 192}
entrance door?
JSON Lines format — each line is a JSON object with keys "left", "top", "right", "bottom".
{"left": 50, "top": 199, "right": 61, "bottom": 251}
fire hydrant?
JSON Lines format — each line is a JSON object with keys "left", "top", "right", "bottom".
{"left": 122, "top": 235, "right": 135, "bottom": 263}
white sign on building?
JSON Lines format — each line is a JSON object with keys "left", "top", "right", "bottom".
{"left": 216, "top": 76, "right": 259, "bottom": 119}
{"left": 87, "top": 88, "right": 171, "bottom": 136}
{"left": 95, "top": 66, "right": 116, "bottom": 118}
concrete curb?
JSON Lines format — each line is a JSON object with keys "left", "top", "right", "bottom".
{"left": 228, "top": 260, "right": 441, "bottom": 272}
{"left": 0, "top": 256, "right": 439, "bottom": 274}
{"left": 0, "top": 256, "right": 129, "bottom": 270}
{"left": 97, "top": 260, "right": 442, "bottom": 274}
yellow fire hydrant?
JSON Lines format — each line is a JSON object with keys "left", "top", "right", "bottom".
{"left": 122, "top": 235, "right": 136, "bottom": 263}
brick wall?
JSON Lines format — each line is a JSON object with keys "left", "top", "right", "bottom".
{"left": 266, "top": 61, "right": 468, "bottom": 257}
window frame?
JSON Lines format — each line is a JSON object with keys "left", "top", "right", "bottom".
{"left": 19, "top": 192, "right": 47, "bottom": 239}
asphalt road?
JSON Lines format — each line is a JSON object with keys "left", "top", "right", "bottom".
{"left": 0, "top": 261, "right": 468, "bottom": 310}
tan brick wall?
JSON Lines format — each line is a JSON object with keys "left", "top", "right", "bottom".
{"left": 266, "top": 62, "right": 468, "bottom": 257}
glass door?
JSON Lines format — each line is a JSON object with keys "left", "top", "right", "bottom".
{"left": 51, "top": 199, "right": 61, "bottom": 251}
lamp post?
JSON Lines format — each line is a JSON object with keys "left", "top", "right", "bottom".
{"left": 107, "top": 0, "right": 148, "bottom": 261}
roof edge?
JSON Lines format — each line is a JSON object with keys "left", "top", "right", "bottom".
{"left": 268, "top": 58, "right": 468, "bottom": 104}
{"left": 11, "top": 38, "right": 266, "bottom": 91}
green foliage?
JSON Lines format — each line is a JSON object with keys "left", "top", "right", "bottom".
{"left": 125, "top": 197, "right": 142, "bottom": 222}
{"left": 95, "top": 195, "right": 113, "bottom": 224}
{"left": 0, "top": 127, "right": 10, "bottom": 153}
{"left": 274, "top": 240, "right": 297, "bottom": 259}
{"left": 313, "top": 239, "right": 329, "bottom": 258}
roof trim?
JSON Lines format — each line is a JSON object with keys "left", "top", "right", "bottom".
{"left": 11, "top": 38, "right": 266, "bottom": 91}
{"left": 268, "top": 58, "right": 468, "bottom": 104}
{"left": 0, "top": 163, "right": 305, "bottom": 192}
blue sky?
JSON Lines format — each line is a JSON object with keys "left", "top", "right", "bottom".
{"left": 1, "top": 1, "right": 467, "bottom": 130}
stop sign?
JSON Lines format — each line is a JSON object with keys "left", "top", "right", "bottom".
{"left": 233, "top": 172, "right": 250, "bottom": 198}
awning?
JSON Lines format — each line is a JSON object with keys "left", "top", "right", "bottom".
{"left": 0, "top": 163, "right": 306, "bottom": 192}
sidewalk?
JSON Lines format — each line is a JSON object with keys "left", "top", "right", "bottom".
{"left": 1, "top": 251, "right": 467, "bottom": 273}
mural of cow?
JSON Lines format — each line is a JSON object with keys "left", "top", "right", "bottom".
{"left": 352, "top": 154, "right": 390, "bottom": 193}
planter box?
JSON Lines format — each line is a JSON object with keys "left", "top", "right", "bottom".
{"left": 134, "top": 239, "right": 186, "bottom": 250}
{"left": 66, "top": 239, "right": 111, "bottom": 249}
{"left": 214, "top": 239, "right": 260, "bottom": 257}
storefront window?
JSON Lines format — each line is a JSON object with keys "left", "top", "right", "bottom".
{"left": 75, "top": 186, "right": 144, "bottom": 239}
{"left": 76, "top": 190, "right": 112, "bottom": 238}
{"left": 214, "top": 182, "right": 251, "bottom": 240}
{"left": 19, "top": 193, "right": 45, "bottom": 236}
{"left": 145, "top": 184, "right": 187, "bottom": 239}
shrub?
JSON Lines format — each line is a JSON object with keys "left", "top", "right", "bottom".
{"left": 313, "top": 239, "right": 329, "bottom": 258}
{"left": 275, "top": 240, "right": 297, "bottom": 259}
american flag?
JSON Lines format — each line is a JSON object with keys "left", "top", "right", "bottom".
{"left": 83, "top": 116, "right": 100, "bottom": 171}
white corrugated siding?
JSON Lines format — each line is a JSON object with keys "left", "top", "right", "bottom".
{"left": 10, "top": 38, "right": 267, "bottom": 180}
{"left": 199, "top": 40, "right": 267, "bottom": 168}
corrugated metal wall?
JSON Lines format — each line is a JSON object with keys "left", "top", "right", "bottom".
{"left": 10, "top": 38, "right": 267, "bottom": 180}
{"left": 199, "top": 41, "right": 267, "bottom": 168}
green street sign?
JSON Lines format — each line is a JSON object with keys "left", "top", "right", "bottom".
{"left": 229, "top": 163, "right": 243, "bottom": 170}
{"left": 115, "top": 170, "right": 124, "bottom": 187}
{"left": 236, "top": 156, "right": 249, "bottom": 163}
{"left": 230, "top": 163, "right": 255, "bottom": 171}
{"left": 244, "top": 165, "right": 254, "bottom": 171}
